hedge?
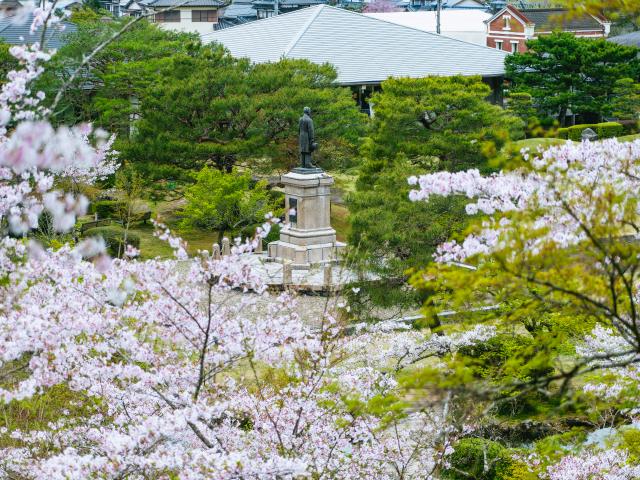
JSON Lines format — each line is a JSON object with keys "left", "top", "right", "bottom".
{"left": 82, "top": 226, "right": 140, "bottom": 257}
{"left": 90, "top": 200, "right": 122, "bottom": 220}
{"left": 442, "top": 438, "right": 513, "bottom": 480}
{"left": 558, "top": 122, "right": 624, "bottom": 141}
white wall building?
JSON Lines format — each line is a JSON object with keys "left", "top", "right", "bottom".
{"left": 365, "top": 10, "right": 490, "bottom": 45}
{"left": 152, "top": 0, "right": 224, "bottom": 35}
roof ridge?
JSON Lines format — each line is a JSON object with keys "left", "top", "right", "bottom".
{"left": 202, "top": 3, "right": 318, "bottom": 39}
{"left": 281, "top": 4, "right": 323, "bottom": 57}
{"left": 335, "top": 4, "right": 509, "bottom": 54}
{"left": 521, "top": 8, "right": 568, "bottom": 11}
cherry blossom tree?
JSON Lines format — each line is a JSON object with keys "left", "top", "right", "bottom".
{"left": 0, "top": 7, "right": 490, "bottom": 478}
{"left": 410, "top": 139, "right": 640, "bottom": 365}
{"left": 363, "top": 0, "right": 401, "bottom": 13}
{"left": 408, "top": 139, "right": 640, "bottom": 477}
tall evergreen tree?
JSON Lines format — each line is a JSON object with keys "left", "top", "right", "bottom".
{"left": 348, "top": 76, "right": 523, "bottom": 317}
{"left": 126, "top": 55, "right": 365, "bottom": 176}
{"left": 505, "top": 33, "right": 640, "bottom": 125}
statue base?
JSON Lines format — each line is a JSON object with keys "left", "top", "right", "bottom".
{"left": 268, "top": 170, "right": 346, "bottom": 268}
{"left": 268, "top": 241, "right": 346, "bottom": 269}
{"left": 291, "top": 167, "right": 324, "bottom": 175}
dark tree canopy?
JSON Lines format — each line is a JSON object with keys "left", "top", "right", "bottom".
{"left": 505, "top": 33, "right": 640, "bottom": 126}
{"left": 126, "top": 54, "right": 365, "bottom": 175}
{"left": 0, "top": 41, "right": 18, "bottom": 83}
{"left": 348, "top": 76, "right": 523, "bottom": 316}
{"left": 37, "top": 11, "right": 198, "bottom": 129}
{"left": 36, "top": 12, "right": 365, "bottom": 180}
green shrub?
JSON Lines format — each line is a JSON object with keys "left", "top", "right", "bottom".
{"left": 442, "top": 438, "right": 512, "bottom": 480}
{"left": 90, "top": 200, "right": 121, "bottom": 219}
{"left": 557, "top": 128, "right": 569, "bottom": 139}
{"left": 82, "top": 226, "right": 140, "bottom": 257}
{"left": 618, "top": 119, "right": 639, "bottom": 134}
{"left": 565, "top": 122, "right": 623, "bottom": 141}
{"left": 596, "top": 121, "right": 624, "bottom": 139}
{"left": 496, "top": 460, "right": 538, "bottom": 480}
{"left": 459, "top": 334, "right": 553, "bottom": 381}
{"left": 238, "top": 223, "right": 281, "bottom": 248}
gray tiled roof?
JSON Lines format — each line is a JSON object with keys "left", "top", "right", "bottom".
{"left": 443, "top": 0, "right": 484, "bottom": 6}
{"left": 609, "top": 31, "right": 640, "bottom": 48}
{"left": 0, "top": 13, "right": 77, "bottom": 48}
{"left": 251, "top": 0, "right": 325, "bottom": 5}
{"left": 150, "top": 0, "right": 224, "bottom": 7}
{"left": 0, "top": 0, "right": 23, "bottom": 9}
{"left": 521, "top": 9, "right": 603, "bottom": 31}
{"left": 220, "top": 0, "right": 255, "bottom": 18}
{"left": 203, "top": 5, "right": 508, "bottom": 85}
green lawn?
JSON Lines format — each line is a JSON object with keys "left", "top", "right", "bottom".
{"left": 505, "top": 133, "right": 640, "bottom": 163}
{"left": 508, "top": 137, "right": 567, "bottom": 152}
{"left": 331, "top": 204, "right": 350, "bottom": 242}
{"left": 84, "top": 194, "right": 351, "bottom": 260}
{"left": 617, "top": 133, "right": 640, "bottom": 142}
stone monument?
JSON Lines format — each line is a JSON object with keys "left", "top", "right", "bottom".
{"left": 268, "top": 107, "right": 346, "bottom": 268}
{"left": 581, "top": 127, "right": 598, "bottom": 141}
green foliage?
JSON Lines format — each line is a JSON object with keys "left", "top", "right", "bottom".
{"left": 442, "top": 438, "right": 512, "bottom": 480}
{"left": 82, "top": 0, "right": 105, "bottom": 12}
{"left": 180, "top": 167, "right": 280, "bottom": 243}
{"left": 127, "top": 53, "right": 366, "bottom": 174}
{"left": 0, "top": 41, "right": 18, "bottom": 83}
{"left": 91, "top": 200, "right": 121, "bottom": 219}
{"left": 348, "top": 160, "right": 471, "bottom": 316}
{"left": 358, "top": 76, "right": 523, "bottom": 180}
{"left": 610, "top": 78, "right": 640, "bottom": 121}
{"left": 506, "top": 33, "right": 640, "bottom": 126}
{"left": 82, "top": 226, "right": 140, "bottom": 257}
{"left": 507, "top": 93, "right": 536, "bottom": 122}
{"left": 596, "top": 122, "right": 624, "bottom": 139}
{"left": 620, "top": 428, "right": 640, "bottom": 462}
{"left": 37, "top": 17, "right": 198, "bottom": 130}
{"left": 0, "top": 384, "right": 103, "bottom": 448}
{"left": 35, "top": 15, "right": 365, "bottom": 178}
{"left": 408, "top": 244, "right": 600, "bottom": 404}
{"left": 496, "top": 460, "right": 538, "bottom": 480}
{"left": 533, "top": 428, "right": 588, "bottom": 463}
{"left": 349, "top": 76, "right": 523, "bottom": 313}
{"left": 506, "top": 92, "right": 542, "bottom": 138}
{"left": 115, "top": 164, "right": 145, "bottom": 226}
{"left": 459, "top": 334, "right": 554, "bottom": 384}
{"left": 560, "top": 122, "right": 624, "bottom": 141}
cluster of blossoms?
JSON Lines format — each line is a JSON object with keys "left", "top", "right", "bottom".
{"left": 409, "top": 139, "right": 640, "bottom": 476}
{"left": 1, "top": 219, "right": 480, "bottom": 477}
{"left": 409, "top": 140, "right": 640, "bottom": 263}
{"left": 0, "top": 13, "right": 476, "bottom": 477}
{"left": 0, "top": 38, "right": 117, "bottom": 235}
{"left": 545, "top": 448, "right": 640, "bottom": 480}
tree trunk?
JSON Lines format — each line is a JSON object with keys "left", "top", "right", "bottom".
{"left": 558, "top": 105, "right": 567, "bottom": 127}
{"left": 217, "top": 229, "right": 225, "bottom": 244}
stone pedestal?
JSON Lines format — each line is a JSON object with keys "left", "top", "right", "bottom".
{"left": 268, "top": 170, "right": 346, "bottom": 268}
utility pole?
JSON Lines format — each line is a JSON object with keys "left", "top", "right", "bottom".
{"left": 436, "top": 0, "right": 441, "bottom": 34}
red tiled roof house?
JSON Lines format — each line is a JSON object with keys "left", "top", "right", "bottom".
{"left": 485, "top": 6, "right": 611, "bottom": 53}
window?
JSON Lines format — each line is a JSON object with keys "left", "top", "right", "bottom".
{"left": 192, "top": 9, "right": 217, "bottom": 22}
{"left": 503, "top": 16, "right": 511, "bottom": 30}
{"left": 288, "top": 198, "right": 298, "bottom": 227}
{"left": 495, "top": 40, "right": 503, "bottom": 50}
{"left": 511, "top": 41, "right": 519, "bottom": 53}
{"left": 155, "top": 10, "right": 180, "bottom": 22}
{"left": 256, "top": 9, "right": 273, "bottom": 19}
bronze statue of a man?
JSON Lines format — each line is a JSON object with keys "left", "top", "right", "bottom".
{"left": 299, "top": 107, "right": 317, "bottom": 169}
